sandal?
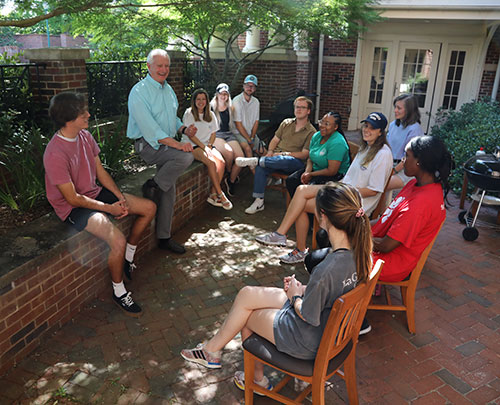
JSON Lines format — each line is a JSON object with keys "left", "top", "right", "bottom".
{"left": 207, "top": 193, "right": 222, "bottom": 207}
{"left": 180, "top": 343, "right": 221, "bottom": 369}
{"left": 218, "top": 192, "right": 233, "bottom": 210}
{"left": 233, "top": 370, "right": 273, "bottom": 395}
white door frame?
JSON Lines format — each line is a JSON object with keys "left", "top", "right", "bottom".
{"left": 349, "top": 22, "right": 487, "bottom": 131}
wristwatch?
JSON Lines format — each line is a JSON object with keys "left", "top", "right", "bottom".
{"left": 290, "top": 295, "right": 303, "bottom": 306}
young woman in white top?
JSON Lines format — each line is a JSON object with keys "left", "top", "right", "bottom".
{"left": 183, "top": 88, "right": 232, "bottom": 210}
{"left": 210, "top": 83, "right": 245, "bottom": 197}
{"left": 255, "top": 112, "right": 392, "bottom": 265}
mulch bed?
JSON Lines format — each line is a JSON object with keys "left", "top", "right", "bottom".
{"left": 0, "top": 203, "right": 52, "bottom": 236}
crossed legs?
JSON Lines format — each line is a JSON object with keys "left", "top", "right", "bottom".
{"left": 276, "top": 184, "right": 322, "bottom": 251}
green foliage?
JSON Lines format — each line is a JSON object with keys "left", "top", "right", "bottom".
{"left": 0, "top": 112, "right": 134, "bottom": 213}
{"left": 69, "top": 0, "right": 380, "bottom": 86}
{"left": 92, "top": 117, "right": 135, "bottom": 180}
{"left": 430, "top": 100, "right": 500, "bottom": 193}
{"left": 0, "top": 111, "right": 48, "bottom": 211}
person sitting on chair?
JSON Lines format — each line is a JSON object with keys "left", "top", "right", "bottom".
{"left": 256, "top": 112, "right": 392, "bottom": 264}
{"left": 235, "top": 96, "right": 316, "bottom": 215}
{"left": 285, "top": 111, "right": 351, "bottom": 199}
{"left": 305, "top": 135, "right": 453, "bottom": 334}
{"left": 180, "top": 183, "right": 372, "bottom": 395}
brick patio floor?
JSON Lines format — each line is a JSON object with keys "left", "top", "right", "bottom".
{"left": 1, "top": 175, "right": 499, "bottom": 404}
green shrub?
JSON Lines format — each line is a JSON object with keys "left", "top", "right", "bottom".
{"left": 0, "top": 113, "right": 135, "bottom": 213}
{"left": 92, "top": 116, "right": 135, "bottom": 180}
{"left": 0, "top": 112, "right": 48, "bottom": 211}
{"left": 430, "top": 100, "right": 500, "bottom": 193}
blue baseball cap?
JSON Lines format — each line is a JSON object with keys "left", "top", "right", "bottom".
{"left": 361, "top": 112, "right": 388, "bottom": 131}
{"left": 244, "top": 75, "right": 258, "bottom": 86}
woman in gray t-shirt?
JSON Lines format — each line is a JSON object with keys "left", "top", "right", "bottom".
{"left": 181, "top": 183, "right": 373, "bottom": 390}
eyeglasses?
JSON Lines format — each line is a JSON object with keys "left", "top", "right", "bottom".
{"left": 318, "top": 119, "right": 334, "bottom": 127}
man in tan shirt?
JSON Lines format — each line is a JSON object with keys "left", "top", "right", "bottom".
{"left": 236, "top": 96, "right": 316, "bottom": 214}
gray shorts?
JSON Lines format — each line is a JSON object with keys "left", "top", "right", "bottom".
{"left": 234, "top": 133, "right": 266, "bottom": 153}
{"left": 216, "top": 131, "right": 238, "bottom": 143}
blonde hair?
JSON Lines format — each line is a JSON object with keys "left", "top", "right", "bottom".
{"left": 316, "top": 183, "right": 372, "bottom": 283}
{"left": 210, "top": 86, "right": 233, "bottom": 123}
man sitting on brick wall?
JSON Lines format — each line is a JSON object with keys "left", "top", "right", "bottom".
{"left": 235, "top": 96, "right": 316, "bottom": 214}
{"left": 232, "top": 74, "right": 263, "bottom": 160}
{"left": 127, "top": 48, "right": 198, "bottom": 254}
{"left": 44, "top": 91, "right": 156, "bottom": 318}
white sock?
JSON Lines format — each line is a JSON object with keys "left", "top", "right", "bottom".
{"left": 125, "top": 243, "right": 137, "bottom": 263}
{"left": 112, "top": 281, "right": 127, "bottom": 297}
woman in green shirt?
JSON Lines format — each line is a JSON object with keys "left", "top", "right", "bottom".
{"left": 285, "top": 111, "right": 350, "bottom": 198}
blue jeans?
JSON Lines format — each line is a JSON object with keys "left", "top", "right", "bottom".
{"left": 252, "top": 155, "right": 305, "bottom": 198}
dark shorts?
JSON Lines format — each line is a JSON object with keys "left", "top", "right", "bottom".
{"left": 64, "top": 188, "right": 118, "bottom": 232}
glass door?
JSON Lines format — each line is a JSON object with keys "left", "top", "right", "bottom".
{"left": 393, "top": 42, "right": 441, "bottom": 131}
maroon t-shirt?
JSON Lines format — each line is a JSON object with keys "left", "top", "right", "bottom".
{"left": 43, "top": 129, "right": 101, "bottom": 220}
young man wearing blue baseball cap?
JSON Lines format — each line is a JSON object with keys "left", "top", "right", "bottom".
{"left": 232, "top": 74, "right": 263, "bottom": 158}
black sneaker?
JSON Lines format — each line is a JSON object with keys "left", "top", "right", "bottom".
{"left": 359, "top": 318, "right": 372, "bottom": 336}
{"left": 142, "top": 178, "right": 159, "bottom": 201}
{"left": 113, "top": 292, "right": 142, "bottom": 317}
{"left": 123, "top": 260, "right": 136, "bottom": 281}
{"left": 224, "top": 177, "right": 236, "bottom": 197}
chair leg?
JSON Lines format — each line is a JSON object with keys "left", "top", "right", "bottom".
{"left": 406, "top": 289, "right": 416, "bottom": 334}
{"left": 311, "top": 378, "right": 325, "bottom": 405}
{"left": 243, "top": 351, "right": 255, "bottom": 405}
{"left": 344, "top": 352, "right": 359, "bottom": 405}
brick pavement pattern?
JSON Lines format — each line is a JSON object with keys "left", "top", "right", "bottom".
{"left": 0, "top": 176, "right": 499, "bottom": 404}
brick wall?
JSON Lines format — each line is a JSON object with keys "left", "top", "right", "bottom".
{"left": 29, "top": 59, "right": 88, "bottom": 111}
{"left": 242, "top": 60, "right": 298, "bottom": 116}
{"left": 318, "top": 62, "right": 355, "bottom": 122}
{"left": 478, "top": 38, "right": 500, "bottom": 102}
{"left": 0, "top": 163, "right": 210, "bottom": 376}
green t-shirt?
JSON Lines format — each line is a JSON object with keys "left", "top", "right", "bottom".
{"left": 309, "top": 131, "right": 350, "bottom": 173}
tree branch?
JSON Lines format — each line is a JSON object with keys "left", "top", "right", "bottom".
{"left": 0, "top": 1, "right": 205, "bottom": 28}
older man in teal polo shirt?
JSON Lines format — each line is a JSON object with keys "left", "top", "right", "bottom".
{"left": 127, "top": 48, "right": 197, "bottom": 254}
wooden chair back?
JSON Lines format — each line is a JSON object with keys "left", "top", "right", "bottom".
{"left": 368, "top": 221, "right": 444, "bottom": 333}
{"left": 243, "top": 260, "right": 384, "bottom": 405}
{"left": 348, "top": 141, "right": 360, "bottom": 162}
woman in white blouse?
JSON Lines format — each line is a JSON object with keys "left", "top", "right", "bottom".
{"left": 183, "top": 88, "right": 232, "bottom": 209}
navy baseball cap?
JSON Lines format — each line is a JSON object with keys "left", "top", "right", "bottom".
{"left": 361, "top": 112, "right": 388, "bottom": 131}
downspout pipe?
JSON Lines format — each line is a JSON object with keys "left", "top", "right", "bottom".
{"left": 315, "top": 34, "right": 325, "bottom": 124}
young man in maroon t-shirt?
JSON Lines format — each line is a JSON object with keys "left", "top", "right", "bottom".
{"left": 44, "top": 92, "right": 156, "bottom": 317}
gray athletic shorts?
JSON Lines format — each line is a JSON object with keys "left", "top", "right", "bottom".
{"left": 215, "top": 131, "right": 238, "bottom": 143}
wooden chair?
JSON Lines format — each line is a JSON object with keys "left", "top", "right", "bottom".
{"left": 347, "top": 141, "right": 360, "bottom": 163}
{"left": 267, "top": 172, "right": 291, "bottom": 206}
{"left": 368, "top": 222, "right": 444, "bottom": 334}
{"left": 242, "top": 260, "right": 384, "bottom": 405}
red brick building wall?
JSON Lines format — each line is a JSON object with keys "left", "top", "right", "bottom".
{"left": 478, "top": 39, "right": 500, "bottom": 102}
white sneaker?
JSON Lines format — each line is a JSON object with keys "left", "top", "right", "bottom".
{"left": 245, "top": 198, "right": 264, "bottom": 214}
{"left": 236, "top": 157, "right": 259, "bottom": 168}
